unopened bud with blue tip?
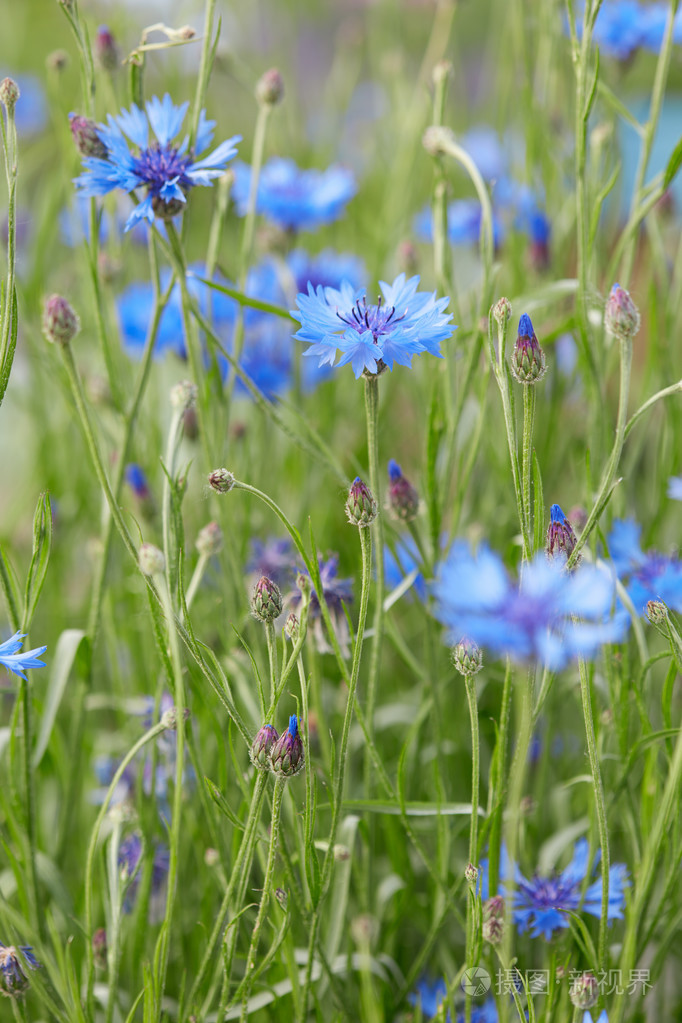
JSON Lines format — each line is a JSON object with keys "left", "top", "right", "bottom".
{"left": 511, "top": 314, "right": 546, "bottom": 384}
{"left": 545, "top": 504, "right": 578, "bottom": 564}
{"left": 270, "top": 715, "right": 304, "bottom": 778}
{"left": 387, "top": 460, "right": 419, "bottom": 522}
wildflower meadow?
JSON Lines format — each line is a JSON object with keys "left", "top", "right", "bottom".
{"left": 1, "top": 0, "right": 682, "bottom": 1020}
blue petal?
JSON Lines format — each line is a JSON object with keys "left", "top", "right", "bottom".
{"left": 146, "top": 94, "right": 187, "bottom": 146}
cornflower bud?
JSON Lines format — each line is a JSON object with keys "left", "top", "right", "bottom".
{"left": 160, "top": 706, "right": 190, "bottom": 730}
{"left": 256, "top": 68, "right": 284, "bottom": 107}
{"left": 208, "top": 468, "right": 234, "bottom": 493}
{"left": 275, "top": 887, "right": 288, "bottom": 910}
{"left": 387, "top": 460, "right": 419, "bottom": 522}
{"left": 569, "top": 972, "right": 599, "bottom": 1010}
{"left": 346, "top": 477, "right": 378, "bottom": 527}
{"left": 646, "top": 599, "right": 668, "bottom": 625}
{"left": 464, "top": 863, "right": 478, "bottom": 885}
{"left": 250, "top": 724, "right": 279, "bottom": 771}
{"left": 285, "top": 612, "right": 300, "bottom": 642}
{"left": 482, "top": 895, "right": 504, "bottom": 946}
{"left": 452, "top": 638, "right": 483, "bottom": 677}
{"left": 422, "top": 124, "right": 455, "bottom": 157}
{"left": 196, "top": 521, "right": 223, "bottom": 557}
{"left": 271, "top": 715, "right": 304, "bottom": 777}
{"left": 0, "top": 944, "right": 40, "bottom": 996}
{"left": 138, "top": 542, "right": 165, "bottom": 577}
{"left": 0, "top": 78, "right": 20, "bottom": 113}
{"left": 545, "top": 504, "right": 578, "bottom": 563}
{"left": 95, "top": 25, "right": 119, "bottom": 71}
{"left": 511, "top": 314, "right": 546, "bottom": 384}
{"left": 251, "top": 576, "right": 283, "bottom": 623}
{"left": 492, "top": 296, "right": 512, "bottom": 331}
{"left": 42, "top": 294, "right": 80, "bottom": 345}
{"left": 69, "top": 114, "right": 108, "bottom": 159}
{"left": 604, "top": 283, "right": 640, "bottom": 342}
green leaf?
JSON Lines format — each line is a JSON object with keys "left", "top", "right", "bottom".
{"left": 204, "top": 776, "right": 246, "bottom": 830}
{"left": 319, "top": 799, "right": 487, "bottom": 817}
{"left": 0, "top": 284, "right": 18, "bottom": 408}
{"left": 23, "top": 492, "right": 53, "bottom": 631}
{"left": 33, "top": 629, "right": 89, "bottom": 767}
{"left": 193, "top": 273, "right": 296, "bottom": 320}
{"left": 532, "top": 451, "right": 545, "bottom": 554}
{"left": 663, "top": 134, "right": 682, "bottom": 190}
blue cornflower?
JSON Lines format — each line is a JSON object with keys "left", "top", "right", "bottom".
{"left": 511, "top": 838, "right": 628, "bottom": 940}
{"left": 292, "top": 554, "right": 353, "bottom": 655}
{"left": 0, "top": 943, "right": 40, "bottom": 995}
{"left": 573, "top": 2, "right": 682, "bottom": 60}
{"left": 460, "top": 125, "right": 508, "bottom": 181}
{"left": 231, "top": 157, "right": 356, "bottom": 231}
{"left": 125, "top": 464, "right": 150, "bottom": 499}
{"left": 385, "top": 535, "right": 427, "bottom": 602}
{"left": 118, "top": 832, "right": 170, "bottom": 914}
{"left": 585, "top": 1013, "right": 608, "bottom": 1023}
{"left": 608, "top": 518, "right": 682, "bottom": 614}
{"left": 292, "top": 273, "right": 455, "bottom": 378}
{"left": 286, "top": 248, "right": 365, "bottom": 293}
{"left": 74, "top": 94, "right": 241, "bottom": 231}
{"left": 0, "top": 632, "right": 47, "bottom": 680}
{"left": 247, "top": 537, "right": 296, "bottom": 589}
{"left": 414, "top": 200, "right": 505, "bottom": 248}
{"left": 431, "top": 542, "right": 625, "bottom": 670}
{"left": 409, "top": 979, "right": 498, "bottom": 1022}
{"left": 667, "top": 476, "right": 682, "bottom": 501}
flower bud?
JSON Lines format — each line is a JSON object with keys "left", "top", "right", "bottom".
{"left": 431, "top": 60, "right": 453, "bottom": 87}
{"left": 196, "top": 521, "right": 223, "bottom": 557}
{"left": 482, "top": 895, "right": 505, "bottom": 945}
{"left": 284, "top": 612, "right": 300, "bottom": 642}
{"left": 569, "top": 972, "right": 599, "bottom": 1009}
{"left": 69, "top": 114, "right": 108, "bottom": 159}
{"left": 270, "top": 715, "right": 304, "bottom": 777}
{"left": 92, "top": 927, "right": 107, "bottom": 968}
{"left": 256, "top": 68, "right": 284, "bottom": 107}
{"left": 0, "top": 78, "right": 20, "bottom": 113}
{"left": 161, "top": 706, "right": 190, "bottom": 730}
{"left": 0, "top": 944, "right": 40, "bottom": 995}
{"left": 204, "top": 847, "right": 219, "bottom": 867}
{"left": 345, "top": 477, "right": 378, "bottom": 527}
{"left": 138, "top": 542, "right": 165, "bottom": 577}
{"left": 208, "top": 468, "right": 234, "bottom": 493}
{"left": 250, "top": 723, "right": 279, "bottom": 771}
{"left": 604, "top": 283, "right": 640, "bottom": 342}
{"left": 464, "top": 863, "right": 478, "bottom": 885}
{"left": 511, "top": 313, "right": 546, "bottom": 384}
{"left": 387, "top": 460, "right": 419, "bottom": 522}
{"left": 95, "top": 25, "right": 119, "bottom": 72}
{"left": 545, "top": 504, "right": 578, "bottom": 563}
{"left": 646, "top": 599, "right": 668, "bottom": 625}
{"left": 275, "top": 887, "right": 288, "bottom": 910}
{"left": 492, "top": 296, "right": 512, "bottom": 331}
{"left": 251, "top": 576, "right": 283, "bottom": 623}
{"left": 452, "top": 638, "right": 483, "bottom": 677}
{"left": 42, "top": 294, "right": 80, "bottom": 345}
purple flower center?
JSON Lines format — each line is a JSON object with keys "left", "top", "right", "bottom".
{"left": 517, "top": 875, "right": 577, "bottom": 909}
{"left": 337, "top": 296, "right": 405, "bottom": 343}
{"left": 132, "top": 144, "right": 193, "bottom": 194}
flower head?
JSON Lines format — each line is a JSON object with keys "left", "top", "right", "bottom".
{"left": 384, "top": 534, "right": 427, "bottom": 602}
{"left": 247, "top": 537, "right": 296, "bottom": 589}
{"left": 546, "top": 504, "right": 578, "bottom": 563}
{"left": 292, "top": 273, "right": 455, "bottom": 378}
{"left": 251, "top": 576, "right": 284, "bottom": 623}
{"left": 118, "top": 833, "right": 170, "bottom": 914}
{"left": 231, "top": 157, "right": 356, "bottom": 231}
{"left": 0, "top": 943, "right": 40, "bottom": 996}
{"left": 250, "top": 724, "right": 279, "bottom": 771}
{"left": 292, "top": 554, "right": 353, "bottom": 655}
{"left": 604, "top": 283, "right": 640, "bottom": 341}
{"left": 345, "top": 478, "right": 378, "bottom": 527}
{"left": 387, "top": 460, "right": 419, "bottom": 522}
{"left": 74, "top": 94, "right": 241, "bottom": 231}
{"left": 432, "top": 541, "right": 626, "bottom": 670}
{"left": 0, "top": 632, "right": 47, "bottom": 680}
{"left": 608, "top": 518, "right": 682, "bottom": 615}
{"left": 511, "top": 313, "right": 546, "bottom": 384}
{"left": 511, "top": 838, "right": 628, "bottom": 940}
{"left": 270, "top": 715, "right": 304, "bottom": 777}
{"left": 42, "top": 294, "right": 80, "bottom": 345}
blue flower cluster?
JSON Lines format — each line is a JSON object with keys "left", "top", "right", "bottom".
{"left": 116, "top": 249, "right": 366, "bottom": 398}
{"left": 432, "top": 541, "right": 625, "bottom": 670}
{"left": 292, "top": 273, "right": 455, "bottom": 378}
{"left": 576, "top": 1, "right": 682, "bottom": 60}
{"left": 74, "top": 95, "right": 241, "bottom": 230}
{"left": 231, "top": 157, "right": 356, "bottom": 231}
{"left": 0, "top": 631, "right": 47, "bottom": 680}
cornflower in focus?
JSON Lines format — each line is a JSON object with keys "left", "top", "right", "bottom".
{"left": 0, "top": 943, "right": 40, "bottom": 996}
{"left": 0, "top": 632, "right": 47, "bottom": 680}
{"left": 510, "top": 838, "right": 628, "bottom": 940}
{"left": 292, "top": 273, "right": 454, "bottom": 378}
{"left": 74, "top": 94, "right": 240, "bottom": 230}
{"left": 231, "top": 157, "right": 356, "bottom": 231}
{"left": 608, "top": 518, "right": 682, "bottom": 615}
{"left": 431, "top": 541, "right": 625, "bottom": 669}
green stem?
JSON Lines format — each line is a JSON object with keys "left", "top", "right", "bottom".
{"left": 464, "top": 673, "right": 480, "bottom": 1023}
{"left": 363, "top": 375, "right": 384, "bottom": 798}
{"left": 522, "top": 384, "right": 536, "bottom": 550}
{"left": 240, "top": 777, "right": 286, "bottom": 1019}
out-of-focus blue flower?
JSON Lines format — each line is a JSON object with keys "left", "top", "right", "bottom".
{"left": 118, "top": 832, "right": 170, "bottom": 913}
{"left": 292, "top": 553, "right": 353, "bottom": 655}
{"left": 231, "top": 157, "right": 356, "bottom": 231}
{"left": 555, "top": 333, "right": 579, "bottom": 377}
{"left": 292, "top": 273, "right": 455, "bottom": 378}
{"left": 608, "top": 518, "right": 682, "bottom": 614}
{"left": 0, "top": 73, "right": 47, "bottom": 135}
{"left": 460, "top": 125, "right": 508, "bottom": 181}
{"left": 286, "top": 248, "right": 365, "bottom": 294}
{"left": 511, "top": 838, "right": 628, "bottom": 940}
{"left": 584, "top": 1012, "right": 609, "bottom": 1023}
{"left": 125, "top": 464, "right": 150, "bottom": 499}
{"left": 573, "top": 2, "right": 682, "bottom": 60}
{"left": 0, "top": 632, "right": 47, "bottom": 680}
{"left": 409, "top": 979, "right": 498, "bottom": 1022}
{"left": 0, "top": 943, "right": 40, "bottom": 994}
{"left": 414, "top": 200, "right": 505, "bottom": 248}
{"left": 74, "top": 94, "right": 240, "bottom": 230}
{"left": 667, "top": 476, "right": 682, "bottom": 501}
{"left": 431, "top": 541, "right": 625, "bottom": 670}
{"left": 384, "top": 534, "right": 426, "bottom": 601}
{"left": 247, "top": 538, "right": 296, "bottom": 589}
